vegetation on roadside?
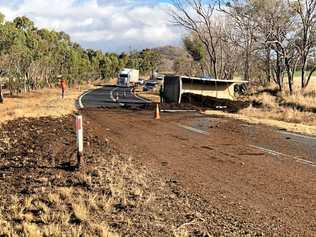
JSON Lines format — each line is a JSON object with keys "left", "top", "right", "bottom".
{"left": 170, "top": 0, "right": 316, "bottom": 129}
{"left": 172, "top": 0, "right": 316, "bottom": 93}
{"left": 0, "top": 87, "right": 88, "bottom": 124}
{"left": 0, "top": 12, "right": 161, "bottom": 97}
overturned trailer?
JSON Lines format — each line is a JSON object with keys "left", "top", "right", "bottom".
{"left": 163, "top": 75, "right": 248, "bottom": 103}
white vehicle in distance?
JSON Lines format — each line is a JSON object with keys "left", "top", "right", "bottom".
{"left": 117, "top": 68, "right": 139, "bottom": 87}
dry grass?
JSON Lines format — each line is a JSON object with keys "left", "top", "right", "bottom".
{"left": 0, "top": 154, "right": 141, "bottom": 236}
{"left": 72, "top": 198, "right": 89, "bottom": 223}
{"left": 282, "top": 91, "right": 316, "bottom": 108}
{"left": 204, "top": 109, "right": 316, "bottom": 135}
{"left": 0, "top": 189, "right": 120, "bottom": 237}
{"left": 136, "top": 91, "right": 160, "bottom": 103}
{"left": 0, "top": 141, "right": 150, "bottom": 236}
{"left": 0, "top": 86, "right": 94, "bottom": 124}
{"left": 240, "top": 106, "right": 316, "bottom": 126}
{"left": 217, "top": 76, "right": 316, "bottom": 135}
{"left": 281, "top": 76, "right": 316, "bottom": 108}
{"left": 204, "top": 85, "right": 316, "bottom": 135}
{"left": 244, "top": 92, "right": 315, "bottom": 125}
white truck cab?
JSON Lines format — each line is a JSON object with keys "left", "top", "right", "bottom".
{"left": 117, "top": 68, "right": 139, "bottom": 87}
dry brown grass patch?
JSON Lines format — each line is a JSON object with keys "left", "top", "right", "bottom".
{"left": 72, "top": 198, "right": 89, "bottom": 223}
{"left": 0, "top": 85, "right": 94, "bottom": 124}
{"left": 241, "top": 106, "right": 315, "bottom": 126}
{"left": 136, "top": 91, "right": 160, "bottom": 103}
{"left": 233, "top": 79, "right": 316, "bottom": 134}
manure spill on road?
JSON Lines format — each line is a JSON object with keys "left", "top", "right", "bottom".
{"left": 0, "top": 116, "right": 288, "bottom": 236}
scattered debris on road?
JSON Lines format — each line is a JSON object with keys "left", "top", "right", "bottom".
{"left": 0, "top": 115, "right": 277, "bottom": 236}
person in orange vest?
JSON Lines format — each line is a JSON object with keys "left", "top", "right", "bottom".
{"left": 60, "top": 79, "right": 66, "bottom": 99}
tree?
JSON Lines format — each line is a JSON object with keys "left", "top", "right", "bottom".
{"left": 173, "top": 55, "right": 196, "bottom": 75}
{"left": 140, "top": 49, "right": 161, "bottom": 76}
{"left": 171, "top": 0, "right": 221, "bottom": 78}
{"left": 290, "top": 0, "right": 316, "bottom": 88}
{"left": 183, "top": 35, "right": 206, "bottom": 75}
{"left": 0, "top": 12, "right": 126, "bottom": 95}
{"left": 13, "top": 16, "right": 35, "bottom": 32}
{"left": 219, "top": 0, "right": 258, "bottom": 81}
{"left": 0, "top": 12, "right": 4, "bottom": 24}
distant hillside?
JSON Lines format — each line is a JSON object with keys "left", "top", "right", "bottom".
{"left": 153, "top": 46, "right": 190, "bottom": 74}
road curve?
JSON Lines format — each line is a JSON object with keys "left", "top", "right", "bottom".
{"left": 79, "top": 85, "right": 151, "bottom": 109}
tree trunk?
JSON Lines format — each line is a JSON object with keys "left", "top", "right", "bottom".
{"left": 244, "top": 51, "right": 250, "bottom": 81}
{"left": 266, "top": 48, "right": 271, "bottom": 83}
{"left": 23, "top": 74, "right": 27, "bottom": 93}
{"left": 285, "top": 57, "right": 293, "bottom": 94}
{"left": 305, "top": 66, "right": 316, "bottom": 88}
{"left": 301, "top": 64, "right": 306, "bottom": 88}
{"left": 276, "top": 52, "right": 283, "bottom": 91}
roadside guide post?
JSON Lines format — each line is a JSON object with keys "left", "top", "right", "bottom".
{"left": 76, "top": 114, "right": 84, "bottom": 168}
{"left": 0, "top": 84, "right": 3, "bottom": 103}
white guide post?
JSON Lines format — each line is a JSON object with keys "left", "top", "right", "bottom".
{"left": 76, "top": 115, "right": 83, "bottom": 167}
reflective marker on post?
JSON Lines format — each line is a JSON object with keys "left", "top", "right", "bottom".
{"left": 76, "top": 115, "right": 83, "bottom": 168}
{"left": 76, "top": 115, "right": 83, "bottom": 153}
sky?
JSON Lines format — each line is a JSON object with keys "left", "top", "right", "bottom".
{"left": 0, "top": 0, "right": 184, "bottom": 52}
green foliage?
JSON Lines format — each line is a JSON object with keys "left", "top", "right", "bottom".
{"left": 0, "top": 12, "right": 125, "bottom": 94}
{"left": 0, "top": 12, "right": 4, "bottom": 25}
{"left": 183, "top": 36, "right": 205, "bottom": 62}
{"left": 0, "top": 11, "right": 163, "bottom": 94}
{"left": 126, "top": 49, "right": 161, "bottom": 74}
{"left": 13, "top": 16, "right": 35, "bottom": 31}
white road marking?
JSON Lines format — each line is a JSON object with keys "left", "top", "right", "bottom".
{"left": 161, "top": 110, "right": 197, "bottom": 113}
{"left": 279, "top": 130, "right": 316, "bottom": 140}
{"left": 249, "top": 145, "right": 316, "bottom": 167}
{"left": 78, "top": 90, "right": 92, "bottom": 109}
{"left": 249, "top": 145, "right": 284, "bottom": 157}
{"left": 110, "top": 87, "right": 118, "bottom": 102}
{"left": 177, "top": 124, "right": 209, "bottom": 135}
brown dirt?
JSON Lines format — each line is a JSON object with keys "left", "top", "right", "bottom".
{"left": 82, "top": 108, "right": 316, "bottom": 236}
{"left": 0, "top": 115, "right": 276, "bottom": 236}
{"left": 180, "top": 94, "right": 250, "bottom": 113}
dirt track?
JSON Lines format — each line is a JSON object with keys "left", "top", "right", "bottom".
{"left": 83, "top": 108, "right": 316, "bottom": 236}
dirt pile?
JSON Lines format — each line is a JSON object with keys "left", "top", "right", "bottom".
{"left": 181, "top": 93, "right": 250, "bottom": 113}
{"left": 0, "top": 115, "right": 270, "bottom": 236}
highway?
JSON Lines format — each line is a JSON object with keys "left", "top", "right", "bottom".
{"left": 78, "top": 85, "right": 151, "bottom": 109}
{"left": 78, "top": 85, "right": 316, "bottom": 164}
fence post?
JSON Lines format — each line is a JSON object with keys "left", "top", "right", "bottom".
{"left": 76, "top": 115, "right": 83, "bottom": 168}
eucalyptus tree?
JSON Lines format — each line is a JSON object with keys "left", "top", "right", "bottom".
{"left": 171, "top": 0, "right": 222, "bottom": 78}
{"left": 290, "top": 0, "right": 316, "bottom": 89}
{"left": 183, "top": 35, "right": 206, "bottom": 76}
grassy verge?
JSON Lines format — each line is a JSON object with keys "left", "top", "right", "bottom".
{"left": 0, "top": 86, "right": 93, "bottom": 124}
{"left": 204, "top": 109, "right": 316, "bottom": 135}
{"left": 205, "top": 78, "right": 316, "bottom": 135}
{"left": 136, "top": 91, "right": 160, "bottom": 103}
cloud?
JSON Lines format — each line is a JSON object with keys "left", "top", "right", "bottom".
{"left": 0, "top": 0, "right": 183, "bottom": 52}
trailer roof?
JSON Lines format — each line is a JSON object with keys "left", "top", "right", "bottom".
{"left": 166, "top": 75, "right": 248, "bottom": 84}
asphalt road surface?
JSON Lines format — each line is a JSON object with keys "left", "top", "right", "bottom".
{"left": 77, "top": 86, "right": 316, "bottom": 234}
{"left": 79, "top": 85, "right": 151, "bottom": 109}
{"left": 79, "top": 85, "right": 316, "bottom": 163}
{"left": 82, "top": 109, "right": 316, "bottom": 235}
